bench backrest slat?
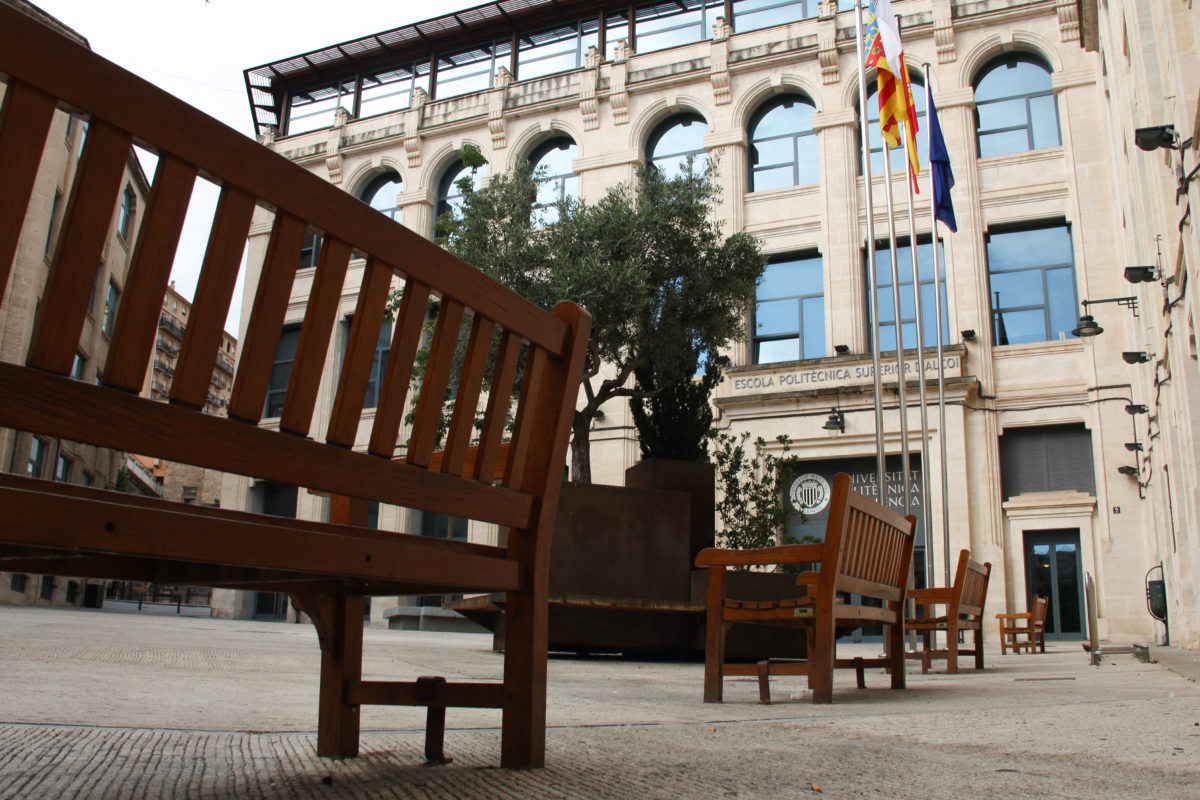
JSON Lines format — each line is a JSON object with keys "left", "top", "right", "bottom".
{"left": 280, "top": 236, "right": 352, "bottom": 435}
{"left": 0, "top": 81, "right": 56, "bottom": 299}
{"left": 407, "top": 299, "right": 467, "bottom": 468}
{"left": 368, "top": 277, "right": 431, "bottom": 458}
{"left": 170, "top": 187, "right": 256, "bottom": 409}
{"left": 442, "top": 315, "right": 497, "bottom": 477}
{"left": 823, "top": 474, "right": 917, "bottom": 606}
{"left": 327, "top": 258, "right": 393, "bottom": 447}
{"left": 475, "top": 331, "right": 523, "bottom": 482}
{"left": 105, "top": 156, "right": 198, "bottom": 392}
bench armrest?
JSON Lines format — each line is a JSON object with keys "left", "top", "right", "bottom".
{"left": 695, "top": 543, "right": 824, "bottom": 569}
{"left": 995, "top": 612, "right": 1033, "bottom": 622}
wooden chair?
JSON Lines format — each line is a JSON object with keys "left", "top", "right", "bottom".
{"left": 695, "top": 473, "right": 918, "bottom": 704}
{"left": 905, "top": 549, "right": 992, "bottom": 673}
{"left": 0, "top": 5, "right": 590, "bottom": 769}
{"left": 997, "top": 595, "right": 1048, "bottom": 655}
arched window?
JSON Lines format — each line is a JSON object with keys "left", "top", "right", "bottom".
{"left": 973, "top": 55, "right": 1060, "bottom": 157}
{"left": 748, "top": 94, "right": 818, "bottom": 192}
{"left": 646, "top": 113, "right": 708, "bottom": 175}
{"left": 529, "top": 136, "right": 579, "bottom": 223}
{"left": 359, "top": 170, "right": 403, "bottom": 222}
{"left": 435, "top": 155, "right": 487, "bottom": 235}
{"left": 861, "top": 73, "right": 928, "bottom": 177}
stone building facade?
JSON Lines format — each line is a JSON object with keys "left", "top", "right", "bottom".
{"left": 220, "top": 0, "right": 1196, "bottom": 647}
{"left": 0, "top": 1, "right": 150, "bottom": 608}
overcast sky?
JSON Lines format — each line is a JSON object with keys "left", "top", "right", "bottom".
{"left": 33, "top": 0, "right": 472, "bottom": 332}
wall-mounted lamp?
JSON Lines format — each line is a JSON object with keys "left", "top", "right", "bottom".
{"left": 1134, "top": 124, "right": 1184, "bottom": 152}
{"left": 961, "top": 329, "right": 977, "bottom": 341}
{"left": 1124, "top": 266, "right": 1159, "bottom": 284}
{"left": 1124, "top": 442, "right": 1144, "bottom": 452}
{"left": 1122, "top": 351, "right": 1153, "bottom": 364}
{"left": 1117, "top": 465, "right": 1140, "bottom": 477}
{"left": 834, "top": 344, "right": 850, "bottom": 355}
{"left": 1071, "top": 315, "right": 1103, "bottom": 337}
{"left": 1072, "top": 296, "right": 1140, "bottom": 338}
{"left": 822, "top": 408, "right": 845, "bottom": 433}
{"left": 1126, "top": 403, "right": 1149, "bottom": 415}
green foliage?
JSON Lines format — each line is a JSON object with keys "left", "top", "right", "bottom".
{"left": 428, "top": 152, "right": 766, "bottom": 481}
{"left": 711, "top": 432, "right": 804, "bottom": 552}
{"left": 630, "top": 354, "right": 725, "bottom": 462}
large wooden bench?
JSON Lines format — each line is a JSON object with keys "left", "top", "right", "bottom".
{"left": 695, "top": 473, "right": 917, "bottom": 704}
{"left": 905, "top": 549, "right": 991, "bottom": 673}
{"left": 0, "top": 4, "right": 589, "bottom": 769}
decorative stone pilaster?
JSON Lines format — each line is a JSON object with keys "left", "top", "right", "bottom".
{"left": 1056, "top": 0, "right": 1081, "bottom": 42}
{"left": 488, "top": 66, "right": 512, "bottom": 150}
{"left": 257, "top": 125, "right": 277, "bottom": 147}
{"left": 710, "top": 17, "right": 732, "bottom": 105}
{"left": 324, "top": 107, "right": 350, "bottom": 184}
{"left": 580, "top": 46, "right": 601, "bottom": 131}
{"left": 932, "top": 0, "right": 956, "bottom": 63}
{"left": 402, "top": 87, "right": 429, "bottom": 168}
{"left": 611, "top": 40, "right": 630, "bottom": 126}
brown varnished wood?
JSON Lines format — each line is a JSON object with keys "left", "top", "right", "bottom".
{"left": 906, "top": 549, "right": 991, "bottom": 673}
{"left": 0, "top": 80, "right": 56, "bottom": 307}
{"left": 0, "top": 4, "right": 567, "bottom": 356}
{"left": 407, "top": 298, "right": 465, "bottom": 468}
{"left": 171, "top": 186, "right": 255, "bottom": 408}
{"left": 226, "top": 212, "right": 305, "bottom": 422}
{"left": 281, "top": 235, "right": 351, "bottom": 435}
{"left": 104, "top": 155, "right": 197, "bottom": 391}
{"left": 294, "top": 591, "right": 364, "bottom": 758}
{"left": 473, "top": 331, "right": 522, "bottom": 483}
{"left": 349, "top": 681, "right": 504, "bottom": 708}
{"left": 502, "top": 346, "right": 545, "bottom": 493}
{"left": 0, "top": 364, "right": 536, "bottom": 530}
{"left": 441, "top": 315, "right": 495, "bottom": 476}
{"left": 327, "top": 258, "right": 392, "bottom": 446}
{"left": 27, "top": 120, "right": 132, "bottom": 375}
{"left": 369, "top": 278, "right": 430, "bottom": 457}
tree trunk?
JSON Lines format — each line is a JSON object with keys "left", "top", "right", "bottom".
{"left": 569, "top": 413, "right": 592, "bottom": 484}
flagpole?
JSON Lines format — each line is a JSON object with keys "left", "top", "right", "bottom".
{"left": 881, "top": 113, "right": 911, "bottom": 515}
{"left": 899, "top": 117, "right": 934, "bottom": 584}
{"left": 924, "top": 64, "right": 952, "bottom": 589}
{"left": 855, "top": 1, "right": 888, "bottom": 502}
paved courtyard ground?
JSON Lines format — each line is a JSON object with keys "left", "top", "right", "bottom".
{"left": 0, "top": 605, "right": 1197, "bottom": 799}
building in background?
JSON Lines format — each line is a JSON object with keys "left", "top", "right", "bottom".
{"left": 0, "top": 0, "right": 150, "bottom": 609}
{"left": 217, "top": 0, "right": 1195, "bottom": 647}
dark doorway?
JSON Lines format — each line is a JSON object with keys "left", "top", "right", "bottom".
{"left": 1022, "top": 529, "right": 1085, "bottom": 640}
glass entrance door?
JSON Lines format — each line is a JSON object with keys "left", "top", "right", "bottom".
{"left": 1022, "top": 529, "right": 1084, "bottom": 640}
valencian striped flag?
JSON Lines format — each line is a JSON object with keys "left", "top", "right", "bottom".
{"left": 865, "top": 0, "right": 920, "bottom": 192}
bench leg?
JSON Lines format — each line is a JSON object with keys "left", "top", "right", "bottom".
{"left": 919, "top": 630, "right": 932, "bottom": 674}
{"left": 295, "top": 591, "right": 364, "bottom": 759}
{"left": 703, "top": 567, "right": 728, "bottom": 704}
{"left": 886, "top": 607, "right": 905, "bottom": 691}
{"left": 974, "top": 627, "right": 985, "bottom": 670}
{"left": 809, "top": 609, "right": 835, "bottom": 703}
{"left": 756, "top": 661, "right": 772, "bottom": 704}
{"left": 500, "top": 582, "right": 548, "bottom": 768}
{"left": 945, "top": 621, "right": 960, "bottom": 675}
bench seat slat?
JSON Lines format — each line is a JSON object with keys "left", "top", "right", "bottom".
{"left": 0, "top": 362, "right": 536, "bottom": 529}
{"left": 0, "top": 80, "right": 56, "bottom": 306}
{"left": 28, "top": 120, "right": 133, "bottom": 375}
{"left": 0, "top": 478, "right": 520, "bottom": 592}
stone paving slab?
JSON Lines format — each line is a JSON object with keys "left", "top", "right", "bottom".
{"left": 1, "top": 606, "right": 1197, "bottom": 799}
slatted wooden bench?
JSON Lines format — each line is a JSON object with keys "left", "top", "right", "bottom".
{"left": 0, "top": 4, "right": 589, "bottom": 770}
{"left": 695, "top": 473, "right": 917, "bottom": 704}
{"left": 905, "top": 549, "right": 991, "bottom": 673}
{"left": 997, "top": 595, "right": 1048, "bottom": 655}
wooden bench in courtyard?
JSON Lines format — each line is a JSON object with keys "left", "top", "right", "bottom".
{"left": 696, "top": 473, "right": 917, "bottom": 704}
{"left": 905, "top": 549, "right": 991, "bottom": 673}
{"left": 0, "top": 4, "right": 589, "bottom": 769}
{"left": 997, "top": 595, "right": 1048, "bottom": 655}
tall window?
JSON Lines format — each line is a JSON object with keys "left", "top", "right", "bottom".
{"left": 54, "top": 454, "right": 73, "bottom": 482}
{"left": 44, "top": 190, "right": 62, "bottom": 257}
{"left": 421, "top": 512, "right": 469, "bottom": 541}
{"left": 863, "top": 75, "right": 928, "bottom": 177}
{"left": 118, "top": 184, "right": 136, "bottom": 240}
{"left": 359, "top": 62, "right": 430, "bottom": 120}
{"left": 435, "top": 41, "right": 510, "bottom": 99}
{"left": 297, "top": 231, "right": 320, "bottom": 270}
{"left": 732, "top": 0, "right": 821, "bottom": 33}
{"left": 755, "top": 254, "right": 825, "bottom": 363}
{"left": 27, "top": 436, "right": 47, "bottom": 477}
{"left": 634, "top": 1, "right": 722, "bottom": 54}
{"left": 102, "top": 279, "right": 120, "bottom": 337}
{"left": 361, "top": 320, "right": 392, "bottom": 410}
{"left": 529, "top": 137, "right": 579, "bottom": 224}
{"left": 986, "top": 223, "right": 1077, "bottom": 345}
{"left": 360, "top": 171, "right": 403, "bottom": 222}
{"left": 647, "top": 113, "right": 708, "bottom": 175}
{"left": 999, "top": 424, "right": 1095, "bottom": 499}
{"left": 867, "top": 239, "right": 949, "bottom": 353}
{"left": 748, "top": 94, "right": 818, "bottom": 192}
{"left": 264, "top": 326, "right": 301, "bottom": 418}
{"left": 517, "top": 20, "right": 599, "bottom": 80}
{"left": 285, "top": 79, "right": 355, "bottom": 136}
{"left": 974, "top": 55, "right": 1060, "bottom": 157}
{"left": 435, "top": 156, "right": 488, "bottom": 235}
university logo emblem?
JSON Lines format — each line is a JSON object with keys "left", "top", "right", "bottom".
{"left": 789, "top": 473, "right": 831, "bottom": 515}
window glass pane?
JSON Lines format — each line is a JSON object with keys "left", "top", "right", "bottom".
{"left": 1046, "top": 267, "right": 1078, "bottom": 341}
{"left": 794, "top": 134, "right": 819, "bottom": 184}
{"left": 758, "top": 256, "right": 822, "bottom": 298}
{"left": 801, "top": 296, "right": 825, "bottom": 358}
{"left": 988, "top": 226, "right": 1072, "bottom": 270}
{"left": 975, "top": 59, "right": 1052, "bottom": 102}
{"left": 1029, "top": 94, "right": 1062, "bottom": 149}
{"left": 751, "top": 166, "right": 794, "bottom": 192}
{"left": 733, "top": 0, "right": 812, "bottom": 33}
{"left": 362, "top": 173, "right": 403, "bottom": 222}
{"left": 977, "top": 98, "right": 1028, "bottom": 132}
{"left": 287, "top": 81, "right": 353, "bottom": 135}
{"left": 360, "top": 63, "right": 428, "bottom": 118}
{"left": 995, "top": 309, "right": 1046, "bottom": 345}
{"left": 752, "top": 136, "right": 795, "bottom": 167}
{"left": 753, "top": 100, "right": 814, "bottom": 139}
{"left": 605, "top": 10, "right": 630, "bottom": 60}
{"left": 757, "top": 337, "right": 798, "bottom": 363}
{"left": 979, "top": 130, "right": 1030, "bottom": 158}
{"left": 518, "top": 23, "right": 583, "bottom": 80}
{"left": 755, "top": 298, "right": 797, "bottom": 336}
{"left": 864, "top": 80, "right": 928, "bottom": 175}
{"left": 990, "top": 270, "right": 1046, "bottom": 309}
